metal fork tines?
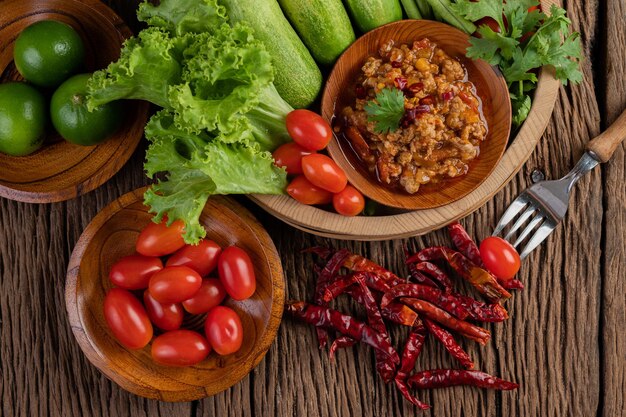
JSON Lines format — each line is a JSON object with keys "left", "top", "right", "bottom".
{"left": 493, "top": 152, "right": 599, "bottom": 259}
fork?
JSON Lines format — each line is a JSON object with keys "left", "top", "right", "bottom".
{"left": 493, "top": 109, "right": 626, "bottom": 259}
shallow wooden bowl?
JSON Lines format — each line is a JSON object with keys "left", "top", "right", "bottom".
{"left": 0, "top": 0, "right": 149, "bottom": 203}
{"left": 66, "top": 188, "right": 285, "bottom": 401}
{"left": 323, "top": 20, "right": 511, "bottom": 210}
{"left": 251, "top": 0, "right": 560, "bottom": 240}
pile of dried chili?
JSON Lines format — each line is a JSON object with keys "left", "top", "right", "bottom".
{"left": 286, "top": 222, "right": 520, "bottom": 409}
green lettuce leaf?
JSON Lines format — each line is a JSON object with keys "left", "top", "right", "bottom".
{"left": 137, "top": 0, "right": 227, "bottom": 36}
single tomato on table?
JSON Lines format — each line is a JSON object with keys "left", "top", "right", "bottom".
{"left": 143, "top": 290, "right": 184, "bottom": 331}
{"left": 109, "top": 254, "right": 163, "bottom": 290}
{"left": 287, "top": 175, "right": 333, "bottom": 205}
{"left": 103, "top": 288, "right": 153, "bottom": 350}
{"left": 204, "top": 306, "right": 243, "bottom": 356}
{"left": 285, "top": 109, "right": 332, "bottom": 151}
{"left": 148, "top": 266, "right": 202, "bottom": 304}
{"left": 136, "top": 219, "right": 186, "bottom": 257}
{"left": 217, "top": 246, "right": 256, "bottom": 301}
{"left": 166, "top": 239, "right": 222, "bottom": 277}
{"left": 151, "top": 330, "right": 211, "bottom": 367}
{"left": 183, "top": 278, "right": 227, "bottom": 314}
{"left": 301, "top": 154, "right": 347, "bottom": 193}
{"left": 479, "top": 236, "right": 521, "bottom": 280}
{"left": 272, "top": 142, "right": 314, "bottom": 175}
{"left": 333, "top": 185, "right": 365, "bottom": 216}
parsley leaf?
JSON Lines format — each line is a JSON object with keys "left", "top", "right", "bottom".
{"left": 364, "top": 88, "right": 406, "bottom": 134}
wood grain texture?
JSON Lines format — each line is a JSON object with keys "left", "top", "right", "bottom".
{"left": 0, "top": 0, "right": 624, "bottom": 417}
{"left": 0, "top": 0, "right": 149, "bottom": 203}
{"left": 323, "top": 19, "right": 511, "bottom": 210}
{"left": 65, "top": 188, "right": 284, "bottom": 401}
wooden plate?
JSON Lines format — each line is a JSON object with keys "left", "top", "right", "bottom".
{"left": 66, "top": 188, "right": 285, "bottom": 401}
{"left": 0, "top": 0, "right": 149, "bottom": 203}
{"left": 324, "top": 20, "right": 511, "bottom": 210}
{"left": 251, "top": 0, "right": 560, "bottom": 241}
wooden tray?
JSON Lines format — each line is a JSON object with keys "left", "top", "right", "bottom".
{"left": 251, "top": 1, "right": 560, "bottom": 241}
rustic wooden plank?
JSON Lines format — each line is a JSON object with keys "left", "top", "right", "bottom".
{"left": 600, "top": 1, "right": 626, "bottom": 416}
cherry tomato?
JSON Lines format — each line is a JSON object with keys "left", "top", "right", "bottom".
{"left": 301, "top": 154, "right": 347, "bottom": 193}
{"left": 109, "top": 254, "right": 163, "bottom": 290}
{"left": 149, "top": 266, "right": 202, "bottom": 304}
{"left": 217, "top": 246, "right": 256, "bottom": 301}
{"left": 272, "top": 142, "right": 315, "bottom": 175}
{"left": 143, "top": 290, "right": 184, "bottom": 331}
{"left": 151, "top": 330, "right": 211, "bottom": 367}
{"left": 332, "top": 185, "right": 365, "bottom": 216}
{"left": 286, "top": 175, "right": 333, "bottom": 205}
{"left": 285, "top": 109, "right": 332, "bottom": 151}
{"left": 479, "top": 236, "right": 521, "bottom": 280}
{"left": 204, "top": 306, "right": 243, "bottom": 356}
{"left": 136, "top": 219, "right": 186, "bottom": 257}
{"left": 166, "top": 239, "right": 222, "bottom": 277}
{"left": 182, "top": 278, "right": 227, "bottom": 314}
{"left": 103, "top": 288, "right": 153, "bottom": 350}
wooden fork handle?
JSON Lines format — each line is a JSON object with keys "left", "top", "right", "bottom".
{"left": 586, "top": 109, "right": 626, "bottom": 162}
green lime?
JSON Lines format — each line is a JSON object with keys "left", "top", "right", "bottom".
{"left": 0, "top": 82, "right": 47, "bottom": 156}
{"left": 14, "top": 20, "right": 85, "bottom": 88}
{"left": 50, "top": 73, "right": 124, "bottom": 146}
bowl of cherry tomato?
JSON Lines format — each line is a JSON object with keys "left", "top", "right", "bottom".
{"left": 65, "top": 187, "right": 284, "bottom": 401}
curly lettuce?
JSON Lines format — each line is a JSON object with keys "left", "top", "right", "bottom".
{"left": 86, "top": 0, "right": 292, "bottom": 243}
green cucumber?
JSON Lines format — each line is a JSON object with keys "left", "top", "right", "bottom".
{"left": 343, "top": 0, "right": 403, "bottom": 33}
{"left": 415, "top": 0, "right": 433, "bottom": 19}
{"left": 278, "top": 0, "right": 355, "bottom": 66}
{"left": 400, "top": 0, "right": 422, "bottom": 19}
{"left": 221, "top": 0, "right": 322, "bottom": 108}
{"left": 426, "top": 0, "right": 476, "bottom": 33}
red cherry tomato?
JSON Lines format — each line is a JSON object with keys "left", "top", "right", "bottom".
{"left": 109, "top": 254, "right": 163, "bottom": 290}
{"left": 479, "top": 236, "right": 521, "bottom": 280}
{"left": 182, "top": 278, "right": 227, "bottom": 314}
{"left": 285, "top": 109, "right": 332, "bottom": 151}
{"left": 286, "top": 175, "right": 333, "bottom": 205}
{"left": 151, "top": 330, "right": 211, "bottom": 367}
{"left": 301, "top": 154, "right": 347, "bottom": 193}
{"left": 217, "top": 246, "right": 256, "bottom": 301}
{"left": 149, "top": 266, "right": 202, "bottom": 304}
{"left": 136, "top": 219, "right": 186, "bottom": 257}
{"left": 204, "top": 306, "right": 243, "bottom": 356}
{"left": 143, "top": 290, "right": 184, "bottom": 331}
{"left": 272, "top": 142, "right": 315, "bottom": 175}
{"left": 333, "top": 185, "right": 365, "bottom": 216}
{"left": 103, "top": 288, "right": 153, "bottom": 350}
{"left": 166, "top": 239, "right": 222, "bottom": 277}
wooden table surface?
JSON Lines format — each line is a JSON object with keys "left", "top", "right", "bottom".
{"left": 1, "top": 1, "right": 624, "bottom": 416}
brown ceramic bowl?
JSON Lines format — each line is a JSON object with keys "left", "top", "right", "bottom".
{"left": 65, "top": 188, "right": 285, "bottom": 401}
{"left": 0, "top": 0, "right": 149, "bottom": 203}
{"left": 322, "top": 20, "right": 512, "bottom": 210}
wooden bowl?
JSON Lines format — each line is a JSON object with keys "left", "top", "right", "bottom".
{"left": 323, "top": 20, "right": 511, "bottom": 210}
{"left": 65, "top": 188, "right": 285, "bottom": 401}
{"left": 251, "top": 0, "right": 560, "bottom": 240}
{"left": 0, "top": 0, "right": 149, "bottom": 203}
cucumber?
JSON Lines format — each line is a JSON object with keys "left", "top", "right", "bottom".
{"left": 415, "top": 0, "right": 433, "bottom": 19}
{"left": 425, "top": 0, "right": 476, "bottom": 34}
{"left": 221, "top": 0, "right": 322, "bottom": 108}
{"left": 278, "top": 0, "right": 355, "bottom": 66}
{"left": 343, "top": 0, "right": 403, "bottom": 33}
{"left": 400, "top": 0, "right": 422, "bottom": 19}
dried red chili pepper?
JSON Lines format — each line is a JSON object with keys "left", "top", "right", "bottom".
{"left": 401, "top": 298, "right": 490, "bottom": 345}
{"left": 413, "top": 262, "right": 454, "bottom": 292}
{"left": 407, "top": 247, "right": 511, "bottom": 301}
{"left": 380, "top": 283, "right": 470, "bottom": 320}
{"left": 448, "top": 222, "right": 484, "bottom": 267}
{"left": 285, "top": 301, "right": 400, "bottom": 363}
{"left": 501, "top": 279, "right": 524, "bottom": 290}
{"left": 343, "top": 253, "right": 401, "bottom": 283}
{"left": 404, "top": 245, "right": 439, "bottom": 288}
{"left": 424, "top": 319, "right": 474, "bottom": 369}
{"left": 329, "top": 336, "right": 357, "bottom": 360}
{"left": 394, "top": 324, "right": 430, "bottom": 409}
{"left": 455, "top": 294, "right": 509, "bottom": 322}
{"left": 407, "top": 369, "right": 519, "bottom": 390}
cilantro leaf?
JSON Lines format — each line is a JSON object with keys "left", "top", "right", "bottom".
{"left": 467, "top": 25, "right": 519, "bottom": 63}
{"left": 364, "top": 88, "right": 405, "bottom": 134}
{"left": 452, "top": 0, "right": 506, "bottom": 32}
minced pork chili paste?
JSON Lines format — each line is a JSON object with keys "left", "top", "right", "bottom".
{"left": 339, "top": 38, "right": 488, "bottom": 194}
